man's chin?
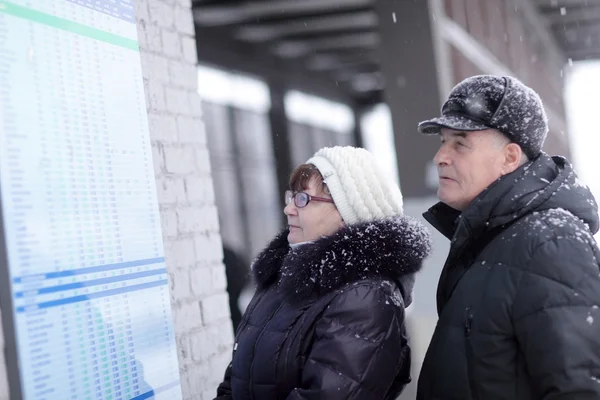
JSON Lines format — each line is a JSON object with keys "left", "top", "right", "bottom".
{"left": 438, "top": 191, "right": 462, "bottom": 211}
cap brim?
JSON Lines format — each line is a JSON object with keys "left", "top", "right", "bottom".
{"left": 418, "top": 115, "right": 490, "bottom": 135}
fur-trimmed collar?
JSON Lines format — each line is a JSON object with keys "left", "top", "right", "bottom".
{"left": 251, "top": 216, "right": 432, "bottom": 301}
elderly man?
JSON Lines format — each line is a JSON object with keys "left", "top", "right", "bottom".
{"left": 416, "top": 75, "right": 600, "bottom": 399}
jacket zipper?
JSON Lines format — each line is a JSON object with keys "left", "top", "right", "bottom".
{"left": 464, "top": 307, "right": 480, "bottom": 400}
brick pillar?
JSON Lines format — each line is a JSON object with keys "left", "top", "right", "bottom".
{"left": 134, "top": 0, "right": 234, "bottom": 399}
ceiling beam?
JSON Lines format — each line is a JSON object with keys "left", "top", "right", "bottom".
{"left": 272, "top": 32, "right": 379, "bottom": 58}
{"left": 233, "top": 11, "right": 378, "bottom": 42}
{"left": 542, "top": 5, "right": 600, "bottom": 24}
{"left": 193, "top": 0, "right": 374, "bottom": 26}
{"left": 566, "top": 46, "right": 600, "bottom": 58}
{"left": 553, "top": 24, "right": 600, "bottom": 43}
{"left": 534, "top": 0, "right": 599, "bottom": 7}
{"left": 194, "top": 27, "right": 356, "bottom": 104}
{"left": 305, "top": 52, "right": 378, "bottom": 71}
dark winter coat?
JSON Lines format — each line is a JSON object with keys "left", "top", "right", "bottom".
{"left": 417, "top": 153, "right": 600, "bottom": 400}
{"left": 215, "top": 217, "right": 431, "bottom": 400}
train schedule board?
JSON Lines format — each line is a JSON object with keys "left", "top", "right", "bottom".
{"left": 0, "top": 1, "right": 182, "bottom": 399}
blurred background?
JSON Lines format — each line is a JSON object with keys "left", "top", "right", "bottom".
{"left": 190, "top": 0, "right": 600, "bottom": 397}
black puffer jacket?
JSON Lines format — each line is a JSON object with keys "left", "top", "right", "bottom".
{"left": 417, "top": 153, "right": 600, "bottom": 400}
{"left": 215, "top": 217, "right": 431, "bottom": 400}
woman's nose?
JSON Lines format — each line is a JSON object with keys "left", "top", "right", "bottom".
{"left": 284, "top": 200, "right": 297, "bottom": 216}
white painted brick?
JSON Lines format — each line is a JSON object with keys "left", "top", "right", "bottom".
{"left": 162, "top": 28, "right": 182, "bottom": 59}
{"left": 160, "top": 208, "right": 178, "bottom": 237}
{"left": 189, "top": 319, "right": 233, "bottom": 362}
{"left": 195, "top": 147, "right": 211, "bottom": 173}
{"left": 184, "top": 364, "right": 212, "bottom": 399}
{"left": 169, "top": 60, "right": 198, "bottom": 89}
{"left": 173, "top": 300, "right": 203, "bottom": 333}
{"left": 148, "top": 0, "right": 174, "bottom": 28}
{"left": 177, "top": 206, "right": 208, "bottom": 234}
{"left": 170, "top": 268, "right": 192, "bottom": 301}
{"left": 181, "top": 35, "right": 198, "bottom": 65}
{"left": 176, "top": 0, "right": 192, "bottom": 8}
{"left": 155, "top": 176, "right": 186, "bottom": 204}
{"left": 164, "top": 146, "right": 195, "bottom": 174}
{"left": 182, "top": 370, "right": 203, "bottom": 400}
{"left": 141, "top": 51, "right": 170, "bottom": 84}
{"left": 151, "top": 143, "right": 165, "bottom": 176}
{"left": 208, "top": 351, "right": 233, "bottom": 384}
{"left": 135, "top": 20, "right": 148, "bottom": 48}
{"left": 221, "top": 320, "right": 235, "bottom": 347}
{"left": 190, "top": 265, "right": 213, "bottom": 298}
{"left": 177, "top": 334, "right": 192, "bottom": 367}
{"left": 137, "top": 2, "right": 234, "bottom": 399}
{"left": 165, "top": 87, "right": 191, "bottom": 115}
{"left": 177, "top": 116, "right": 206, "bottom": 144}
{"left": 165, "top": 237, "right": 197, "bottom": 268}
{"left": 175, "top": 5, "right": 195, "bottom": 36}
{"left": 201, "top": 389, "right": 215, "bottom": 400}
{"left": 210, "top": 264, "right": 228, "bottom": 293}
{"left": 191, "top": 207, "right": 220, "bottom": 234}
{"left": 185, "top": 176, "right": 215, "bottom": 203}
{"left": 201, "top": 293, "right": 231, "bottom": 324}
{"left": 189, "top": 91, "right": 204, "bottom": 118}
{"left": 189, "top": 329, "right": 214, "bottom": 362}
{"left": 194, "top": 233, "right": 223, "bottom": 263}
{"left": 145, "top": 22, "right": 163, "bottom": 53}
{"left": 145, "top": 79, "right": 166, "bottom": 111}
{"left": 134, "top": 0, "right": 150, "bottom": 23}
{"left": 148, "top": 112, "right": 178, "bottom": 142}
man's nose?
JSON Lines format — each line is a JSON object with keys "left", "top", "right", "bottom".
{"left": 433, "top": 145, "right": 450, "bottom": 166}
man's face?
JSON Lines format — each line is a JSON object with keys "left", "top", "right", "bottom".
{"left": 434, "top": 128, "right": 509, "bottom": 211}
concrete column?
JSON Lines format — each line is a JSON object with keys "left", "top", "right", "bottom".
{"left": 374, "top": 0, "right": 448, "bottom": 198}
{"left": 352, "top": 104, "right": 366, "bottom": 149}
{"left": 268, "top": 81, "right": 293, "bottom": 223}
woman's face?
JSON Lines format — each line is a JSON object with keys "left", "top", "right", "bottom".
{"left": 283, "top": 177, "right": 344, "bottom": 245}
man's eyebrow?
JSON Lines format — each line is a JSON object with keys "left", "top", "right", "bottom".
{"left": 440, "top": 131, "right": 469, "bottom": 139}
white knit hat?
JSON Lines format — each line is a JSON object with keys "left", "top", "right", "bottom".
{"left": 306, "top": 146, "right": 403, "bottom": 225}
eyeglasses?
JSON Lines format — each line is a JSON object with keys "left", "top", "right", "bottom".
{"left": 284, "top": 190, "right": 334, "bottom": 208}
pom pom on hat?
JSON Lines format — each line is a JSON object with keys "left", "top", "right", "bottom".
{"left": 306, "top": 146, "right": 403, "bottom": 225}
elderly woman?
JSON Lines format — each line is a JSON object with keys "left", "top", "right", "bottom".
{"left": 215, "top": 146, "right": 431, "bottom": 400}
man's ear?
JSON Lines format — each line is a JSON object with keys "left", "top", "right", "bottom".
{"left": 502, "top": 143, "right": 523, "bottom": 174}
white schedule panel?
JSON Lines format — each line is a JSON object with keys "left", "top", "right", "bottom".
{"left": 0, "top": 1, "right": 182, "bottom": 399}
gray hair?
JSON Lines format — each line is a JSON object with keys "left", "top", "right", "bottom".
{"left": 491, "top": 129, "right": 529, "bottom": 165}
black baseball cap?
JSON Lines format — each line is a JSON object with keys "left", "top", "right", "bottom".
{"left": 418, "top": 75, "right": 549, "bottom": 159}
